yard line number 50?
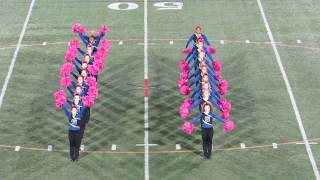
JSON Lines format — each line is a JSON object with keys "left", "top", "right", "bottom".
{"left": 108, "top": 2, "right": 184, "bottom": 11}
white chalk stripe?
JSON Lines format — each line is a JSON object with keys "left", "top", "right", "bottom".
{"left": 296, "top": 142, "right": 318, "bottom": 145}
{"left": 136, "top": 144, "right": 158, "bottom": 147}
{"left": 144, "top": 1, "right": 149, "bottom": 180}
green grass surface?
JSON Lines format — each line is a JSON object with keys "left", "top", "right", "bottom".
{"left": 0, "top": 0, "right": 319, "bottom": 179}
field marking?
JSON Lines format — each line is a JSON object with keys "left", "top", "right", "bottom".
{"left": 111, "top": 144, "right": 117, "bottom": 151}
{"left": 14, "top": 146, "right": 20, "bottom": 152}
{"left": 143, "top": 0, "right": 149, "bottom": 180}
{"left": 240, "top": 143, "right": 246, "bottom": 149}
{"left": 272, "top": 143, "right": 278, "bottom": 149}
{"left": 176, "top": 144, "right": 181, "bottom": 150}
{"left": 48, "top": 145, "right": 53, "bottom": 152}
{"left": 0, "top": 0, "right": 36, "bottom": 109}
{"left": 0, "top": 138, "right": 319, "bottom": 154}
{"left": 0, "top": 39, "right": 319, "bottom": 51}
{"left": 136, "top": 144, "right": 158, "bottom": 146}
{"left": 256, "top": 0, "right": 320, "bottom": 179}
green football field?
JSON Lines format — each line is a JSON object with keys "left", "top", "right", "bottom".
{"left": 0, "top": 0, "right": 320, "bottom": 179}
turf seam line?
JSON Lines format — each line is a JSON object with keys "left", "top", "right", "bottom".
{"left": 256, "top": 0, "right": 320, "bottom": 179}
{"left": 0, "top": 0, "right": 36, "bottom": 109}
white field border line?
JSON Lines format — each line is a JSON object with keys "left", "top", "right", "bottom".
{"left": 0, "top": 0, "right": 36, "bottom": 108}
{"left": 144, "top": 0, "right": 149, "bottom": 180}
{"left": 256, "top": 0, "right": 320, "bottom": 179}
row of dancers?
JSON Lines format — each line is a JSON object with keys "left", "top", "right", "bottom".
{"left": 53, "top": 24, "right": 110, "bottom": 161}
{"left": 179, "top": 26, "right": 234, "bottom": 159}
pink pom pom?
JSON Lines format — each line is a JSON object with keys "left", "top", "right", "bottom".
{"left": 100, "top": 39, "right": 112, "bottom": 49}
{"left": 221, "top": 111, "right": 230, "bottom": 119}
{"left": 60, "top": 76, "right": 72, "bottom": 88}
{"left": 180, "top": 72, "right": 189, "bottom": 80}
{"left": 213, "top": 60, "right": 222, "bottom": 71}
{"left": 60, "top": 63, "right": 72, "bottom": 77}
{"left": 180, "top": 86, "right": 191, "bottom": 95}
{"left": 65, "top": 48, "right": 77, "bottom": 62}
{"left": 223, "top": 120, "right": 234, "bottom": 132}
{"left": 219, "top": 80, "right": 228, "bottom": 86}
{"left": 97, "top": 47, "right": 109, "bottom": 58}
{"left": 177, "top": 79, "right": 188, "bottom": 88}
{"left": 182, "top": 48, "right": 192, "bottom": 54}
{"left": 179, "top": 60, "right": 190, "bottom": 72}
{"left": 219, "top": 98, "right": 232, "bottom": 112}
{"left": 53, "top": 90, "right": 67, "bottom": 109}
{"left": 215, "top": 70, "right": 222, "bottom": 80}
{"left": 99, "top": 25, "right": 109, "bottom": 35}
{"left": 87, "top": 65, "right": 100, "bottom": 75}
{"left": 85, "top": 76, "right": 97, "bottom": 87}
{"left": 78, "top": 26, "right": 87, "bottom": 35}
{"left": 69, "top": 39, "right": 80, "bottom": 48}
{"left": 93, "top": 51, "right": 103, "bottom": 61}
{"left": 71, "top": 23, "right": 81, "bottom": 33}
{"left": 94, "top": 59, "right": 105, "bottom": 71}
{"left": 208, "top": 46, "right": 216, "bottom": 54}
{"left": 87, "top": 86, "right": 98, "bottom": 98}
{"left": 179, "top": 103, "right": 191, "bottom": 119}
{"left": 218, "top": 80, "right": 228, "bottom": 95}
{"left": 219, "top": 87, "right": 228, "bottom": 95}
{"left": 55, "top": 102, "right": 62, "bottom": 109}
{"left": 82, "top": 95, "right": 95, "bottom": 107}
{"left": 183, "top": 98, "right": 192, "bottom": 108}
{"left": 53, "top": 90, "right": 66, "bottom": 99}
{"left": 181, "top": 122, "right": 195, "bottom": 134}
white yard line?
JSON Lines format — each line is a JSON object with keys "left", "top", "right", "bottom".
{"left": 0, "top": 0, "right": 36, "bottom": 109}
{"left": 256, "top": 0, "right": 320, "bottom": 179}
{"left": 144, "top": 0, "right": 150, "bottom": 180}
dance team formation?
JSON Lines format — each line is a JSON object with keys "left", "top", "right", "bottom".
{"left": 53, "top": 23, "right": 111, "bottom": 161}
{"left": 53, "top": 25, "right": 234, "bottom": 161}
{"left": 179, "top": 26, "right": 234, "bottom": 159}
